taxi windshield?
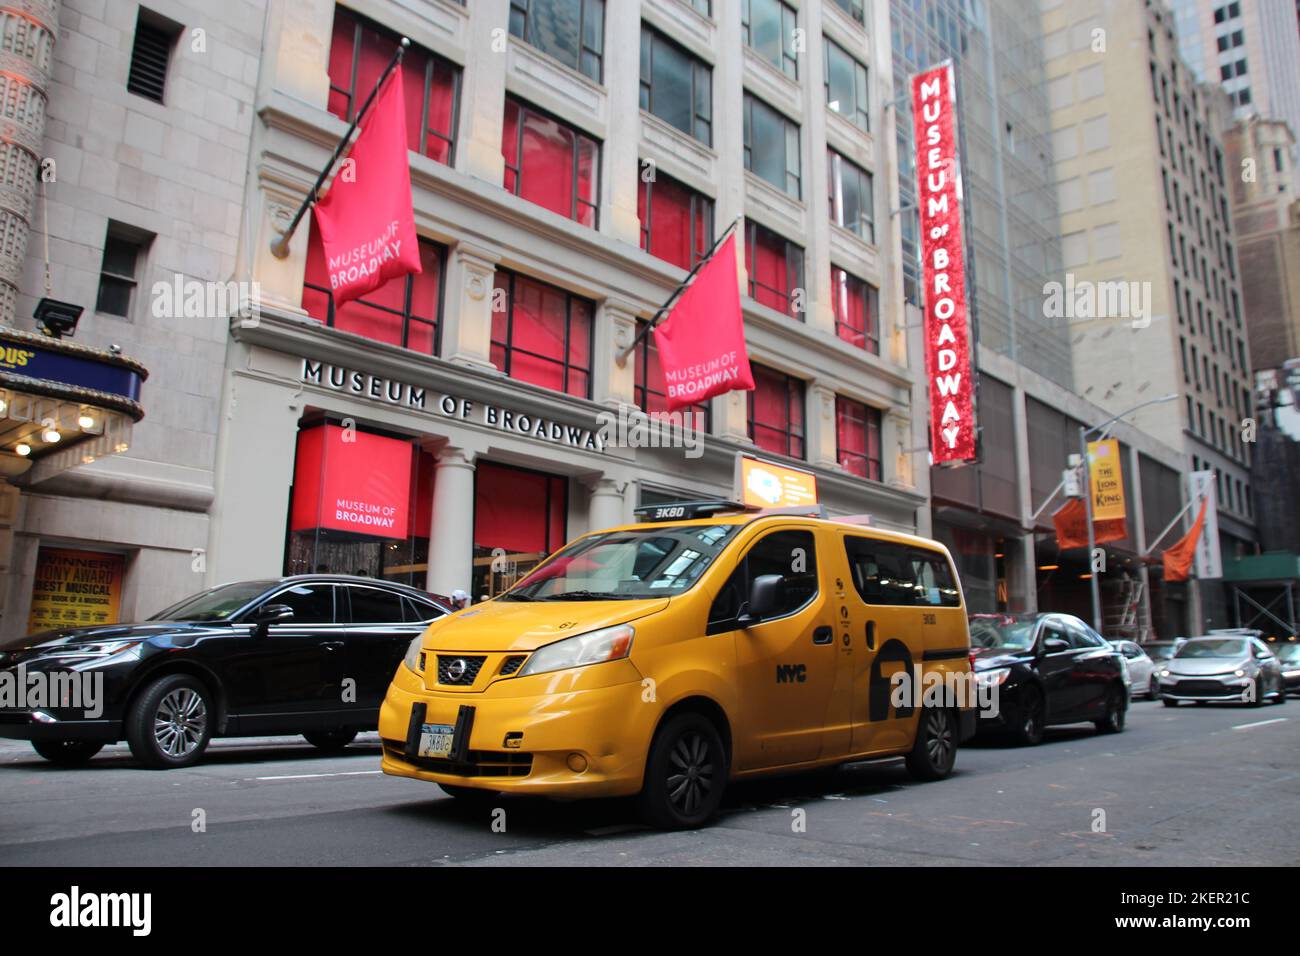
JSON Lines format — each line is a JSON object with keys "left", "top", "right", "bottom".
{"left": 502, "top": 525, "right": 741, "bottom": 601}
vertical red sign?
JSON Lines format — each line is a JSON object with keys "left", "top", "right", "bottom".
{"left": 911, "top": 62, "right": 977, "bottom": 464}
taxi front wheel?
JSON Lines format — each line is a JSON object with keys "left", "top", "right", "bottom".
{"left": 638, "top": 712, "right": 728, "bottom": 830}
{"left": 904, "top": 706, "right": 957, "bottom": 781}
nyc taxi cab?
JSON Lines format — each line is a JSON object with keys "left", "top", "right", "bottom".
{"left": 379, "top": 501, "right": 977, "bottom": 828}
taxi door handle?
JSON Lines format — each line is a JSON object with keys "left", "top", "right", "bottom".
{"left": 865, "top": 620, "right": 876, "bottom": 650}
{"left": 812, "top": 626, "right": 833, "bottom": 645}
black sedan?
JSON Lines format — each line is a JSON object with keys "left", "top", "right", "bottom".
{"left": 968, "top": 612, "right": 1128, "bottom": 745}
{"left": 0, "top": 576, "right": 447, "bottom": 768}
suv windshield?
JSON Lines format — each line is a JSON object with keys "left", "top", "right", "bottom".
{"left": 969, "top": 616, "right": 1037, "bottom": 651}
{"left": 1175, "top": 638, "right": 1249, "bottom": 659}
{"left": 150, "top": 581, "right": 276, "bottom": 622}
{"left": 502, "top": 525, "right": 741, "bottom": 601}
{"left": 1274, "top": 643, "right": 1300, "bottom": 664}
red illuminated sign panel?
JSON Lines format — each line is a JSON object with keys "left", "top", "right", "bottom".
{"left": 911, "top": 61, "right": 977, "bottom": 464}
{"left": 290, "top": 425, "right": 412, "bottom": 538}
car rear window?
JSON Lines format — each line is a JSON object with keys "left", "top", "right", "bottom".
{"left": 843, "top": 537, "right": 961, "bottom": 607}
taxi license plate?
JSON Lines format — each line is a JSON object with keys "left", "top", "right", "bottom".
{"left": 418, "top": 723, "right": 455, "bottom": 759}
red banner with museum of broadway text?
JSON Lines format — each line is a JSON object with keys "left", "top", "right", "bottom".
{"left": 911, "top": 61, "right": 977, "bottom": 464}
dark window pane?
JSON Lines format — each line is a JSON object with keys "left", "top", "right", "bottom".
{"left": 347, "top": 586, "right": 405, "bottom": 624}
{"left": 269, "top": 584, "right": 335, "bottom": 624}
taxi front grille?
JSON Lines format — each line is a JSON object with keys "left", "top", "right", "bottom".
{"left": 384, "top": 740, "right": 532, "bottom": 778}
{"left": 436, "top": 655, "right": 486, "bottom": 686}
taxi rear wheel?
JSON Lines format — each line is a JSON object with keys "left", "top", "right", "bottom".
{"left": 904, "top": 706, "right": 957, "bottom": 781}
{"left": 638, "top": 712, "right": 727, "bottom": 830}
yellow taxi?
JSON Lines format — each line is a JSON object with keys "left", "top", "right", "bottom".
{"left": 379, "top": 500, "right": 977, "bottom": 828}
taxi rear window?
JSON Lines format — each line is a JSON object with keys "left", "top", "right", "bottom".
{"left": 843, "top": 537, "right": 961, "bottom": 607}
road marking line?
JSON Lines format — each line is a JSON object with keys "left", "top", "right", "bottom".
{"left": 1232, "top": 717, "right": 1288, "bottom": 730}
{"left": 251, "top": 770, "right": 383, "bottom": 781}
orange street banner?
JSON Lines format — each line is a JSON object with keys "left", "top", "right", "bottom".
{"left": 737, "top": 455, "right": 818, "bottom": 508}
{"left": 1087, "top": 439, "right": 1126, "bottom": 522}
{"left": 1162, "top": 498, "right": 1209, "bottom": 583}
{"left": 27, "top": 548, "right": 124, "bottom": 635}
{"left": 1052, "top": 498, "right": 1127, "bottom": 550}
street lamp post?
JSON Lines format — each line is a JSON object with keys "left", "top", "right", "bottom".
{"left": 1077, "top": 394, "right": 1179, "bottom": 633}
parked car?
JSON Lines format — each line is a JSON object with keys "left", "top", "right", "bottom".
{"left": 1275, "top": 641, "right": 1300, "bottom": 696}
{"left": 1109, "top": 640, "right": 1157, "bottom": 699}
{"left": 968, "top": 612, "right": 1128, "bottom": 745}
{"left": 0, "top": 576, "right": 448, "bottom": 768}
{"left": 1155, "top": 635, "right": 1287, "bottom": 707}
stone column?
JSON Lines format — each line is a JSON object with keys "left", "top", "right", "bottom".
{"left": 426, "top": 446, "right": 475, "bottom": 598}
{"left": 442, "top": 244, "right": 499, "bottom": 371}
{"left": 1011, "top": 384, "right": 1038, "bottom": 612}
{"left": 598, "top": 299, "right": 640, "bottom": 410}
{"left": 599, "top": 1, "right": 641, "bottom": 245}
{"left": 587, "top": 477, "right": 627, "bottom": 531}
{"left": 0, "top": 1, "right": 56, "bottom": 324}
{"left": 457, "top": 0, "right": 509, "bottom": 185}
{"left": 807, "top": 382, "right": 839, "bottom": 468}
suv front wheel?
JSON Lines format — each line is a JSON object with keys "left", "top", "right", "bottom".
{"left": 126, "top": 674, "right": 213, "bottom": 769}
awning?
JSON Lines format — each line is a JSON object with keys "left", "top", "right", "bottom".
{"left": 0, "top": 327, "right": 147, "bottom": 480}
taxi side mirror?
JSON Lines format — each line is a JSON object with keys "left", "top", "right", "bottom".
{"left": 738, "top": 574, "right": 786, "bottom": 627}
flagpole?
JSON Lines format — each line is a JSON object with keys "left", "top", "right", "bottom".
{"left": 615, "top": 216, "right": 743, "bottom": 367}
{"left": 270, "top": 37, "right": 410, "bottom": 259}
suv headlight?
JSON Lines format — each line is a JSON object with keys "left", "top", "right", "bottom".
{"left": 517, "top": 624, "right": 635, "bottom": 678}
{"left": 974, "top": 666, "right": 1010, "bottom": 687}
{"left": 403, "top": 635, "right": 424, "bottom": 674}
{"left": 34, "top": 640, "right": 140, "bottom": 661}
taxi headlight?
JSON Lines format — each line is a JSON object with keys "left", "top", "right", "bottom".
{"left": 403, "top": 635, "right": 424, "bottom": 674}
{"left": 517, "top": 624, "right": 635, "bottom": 677}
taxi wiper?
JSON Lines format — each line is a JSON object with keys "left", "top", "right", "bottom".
{"left": 540, "top": 590, "right": 625, "bottom": 601}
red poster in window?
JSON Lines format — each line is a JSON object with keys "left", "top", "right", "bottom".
{"left": 291, "top": 426, "right": 412, "bottom": 538}
{"left": 652, "top": 233, "right": 755, "bottom": 412}
{"left": 912, "top": 62, "right": 977, "bottom": 464}
{"left": 312, "top": 66, "right": 422, "bottom": 306}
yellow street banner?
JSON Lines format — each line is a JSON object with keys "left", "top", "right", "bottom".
{"left": 1087, "top": 438, "right": 1126, "bottom": 522}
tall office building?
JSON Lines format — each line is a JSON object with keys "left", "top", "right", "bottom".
{"left": 1042, "top": 0, "right": 1257, "bottom": 629}
{"left": 889, "top": 0, "right": 1188, "bottom": 634}
{"left": 1169, "top": 0, "right": 1300, "bottom": 151}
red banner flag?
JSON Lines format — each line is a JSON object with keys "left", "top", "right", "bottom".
{"left": 1052, "top": 497, "right": 1127, "bottom": 550}
{"left": 312, "top": 67, "right": 421, "bottom": 306}
{"left": 912, "top": 62, "right": 977, "bottom": 464}
{"left": 652, "top": 233, "right": 755, "bottom": 412}
{"left": 1162, "top": 498, "right": 1209, "bottom": 582}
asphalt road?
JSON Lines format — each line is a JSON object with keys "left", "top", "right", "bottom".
{"left": 1, "top": 698, "right": 1296, "bottom": 866}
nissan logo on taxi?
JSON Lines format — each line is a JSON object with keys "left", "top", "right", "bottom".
{"left": 446, "top": 659, "right": 468, "bottom": 682}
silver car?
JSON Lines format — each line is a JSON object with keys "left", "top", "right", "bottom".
{"left": 1156, "top": 636, "right": 1288, "bottom": 707}
{"left": 1110, "top": 640, "right": 1157, "bottom": 699}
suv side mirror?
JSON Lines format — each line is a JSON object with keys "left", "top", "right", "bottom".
{"left": 250, "top": 603, "right": 293, "bottom": 636}
{"left": 738, "top": 574, "right": 786, "bottom": 627}
{"left": 1043, "top": 637, "right": 1070, "bottom": 654}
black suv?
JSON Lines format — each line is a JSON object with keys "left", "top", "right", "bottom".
{"left": 0, "top": 576, "right": 447, "bottom": 768}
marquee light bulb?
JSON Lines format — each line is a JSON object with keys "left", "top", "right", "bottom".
{"left": 15, "top": 443, "right": 30, "bottom": 456}
{"left": 78, "top": 414, "right": 95, "bottom": 429}
{"left": 41, "top": 427, "right": 60, "bottom": 443}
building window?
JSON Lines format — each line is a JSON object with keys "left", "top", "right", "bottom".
{"left": 633, "top": 321, "right": 712, "bottom": 425}
{"left": 327, "top": 7, "right": 460, "bottom": 164}
{"left": 831, "top": 267, "right": 879, "bottom": 354}
{"left": 824, "top": 38, "right": 869, "bottom": 131}
{"left": 638, "top": 169, "right": 714, "bottom": 271}
{"left": 746, "top": 219, "right": 804, "bottom": 318}
{"left": 96, "top": 224, "right": 151, "bottom": 318}
{"left": 836, "top": 396, "right": 882, "bottom": 480}
{"left": 748, "top": 364, "right": 805, "bottom": 459}
{"left": 829, "top": 0, "right": 866, "bottom": 25}
{"left": 743, "top": 0, "right": 798, "bottom": 79}
{"left": 127, "top": 9, "right": 180, "bottom": 103}
{"left": 491, "top": 270, "right": 593, "bottom": 398}
{"left": 303, "top": 223, "right": 444, "bottom": 354}
{"left": 640, "top": 26, "right": 712, "bottom": 145}
{"left": 828, "top": 150, "right": 875, "bottom": 243}
{"left": 744, "top": 93, "right": 801, "bottom": 197}
{"left": 685, "top": 0, "right": 712, "bottom": 14}
{"left": 502, "top": 97, "right": 599, "bottom": 227}
{"left": 474, "top": 461, "right": 568, "bottom": 599}
{"left": 509, "top": 0, "right": 605, "bottom": 82}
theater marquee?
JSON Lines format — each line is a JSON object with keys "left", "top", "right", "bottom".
{"left": 911, "top": 61, "right": 977, "bottom": 465}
